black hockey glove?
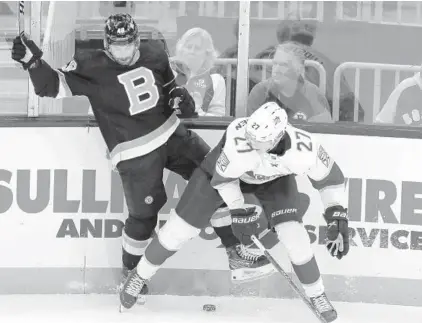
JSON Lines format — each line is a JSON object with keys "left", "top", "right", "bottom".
{"left": 324, "top": 206, "right": 349, "bottom": 260}
{"left": 11, "top": 34, "right": 43, "bottom": 70}
{"left": 169, "top": 86, "right": 197, "bottom": 118}
{"left": 230, "top": 206, "right": 260, "bottom": 245}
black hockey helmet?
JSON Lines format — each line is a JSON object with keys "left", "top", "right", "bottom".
{"left": 104, "top": 13, "right": 139, "bottom": 46}
{"left": 104, "top": 13, "right": 139, "bottom": 65}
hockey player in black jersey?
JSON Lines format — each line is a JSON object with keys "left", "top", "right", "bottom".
{"left": 11, "top": 13, "right": 273, "bottom": 300}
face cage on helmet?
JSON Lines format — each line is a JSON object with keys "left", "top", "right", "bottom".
{"left": 105, "top": 30, "right": 138, "bottom": 46}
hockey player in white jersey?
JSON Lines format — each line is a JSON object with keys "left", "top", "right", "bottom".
{"left": 120, "top": 102, "right": 349, "bottom": 322}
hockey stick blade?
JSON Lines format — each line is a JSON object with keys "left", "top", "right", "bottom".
{"left": 251, "top": 235, "right": 328, "bottom": 323}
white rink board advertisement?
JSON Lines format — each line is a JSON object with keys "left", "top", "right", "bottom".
{"left": 0, "top": 127, "right": 422, "bottom": 305}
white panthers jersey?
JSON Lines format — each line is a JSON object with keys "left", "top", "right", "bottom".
{"left": 210, "top": 118, "right": 346, "bottom": 210}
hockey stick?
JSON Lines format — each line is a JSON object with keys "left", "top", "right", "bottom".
{"left": 251, "top": 235, "right": 328, "bottom": 323}
{"left": 42, "top": 1, "right": 55, "bottom": 52}
{"left": 18, "top": 1, "right": 25, "bottom": 36}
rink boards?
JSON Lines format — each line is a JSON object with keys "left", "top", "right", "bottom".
{"left": 0, "top": 126, "right": 421, "bottom": 306}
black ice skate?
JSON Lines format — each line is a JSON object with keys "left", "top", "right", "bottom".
{"left": 310, "top": 292, "right": 338, "bottom": 322}
{"left": 119, "top": 269, "right": 148, "bottom": 311}
{"left": 227, "top": 244, "right": 275, "bottom": 283}
{"left": 120, "top": 267, "right": 149, "bottom": 305}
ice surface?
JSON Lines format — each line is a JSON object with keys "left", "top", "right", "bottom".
{"left": 1, "top": 294, "right": 421, "bottom": 323}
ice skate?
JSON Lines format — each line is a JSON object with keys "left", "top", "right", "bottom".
{"left": 227, "top": 244, "right": 275, "bottom": 283}
{"left": 119, "top": 267, "right": 148, "bottom": 305}
{"left": 310, "top": 292, "right": 337, "bottom": 322}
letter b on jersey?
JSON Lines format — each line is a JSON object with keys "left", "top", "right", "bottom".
{"left": 118, "top": 67, "right": 159, "bottom": 116}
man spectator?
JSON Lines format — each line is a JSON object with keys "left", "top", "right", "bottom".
{"left": 247, "top": 44, "right": 332, "bottom": 123}
{"left": 254, "top": 18, "right": 364, "bottom": 122}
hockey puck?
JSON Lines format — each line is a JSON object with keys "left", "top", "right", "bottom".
{"left": 203, "top": 304, "right": 216, "bottom": 312}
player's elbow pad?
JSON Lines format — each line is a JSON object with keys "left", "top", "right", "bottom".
{"left": 28, "top": 60, "right": 59, "bottom": 98}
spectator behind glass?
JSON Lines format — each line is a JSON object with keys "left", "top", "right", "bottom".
{"left": 254, "top": 18, "right": 364, "bottom": 122}
{"left": 375, "top": 70, "right": 422, "bottom": 126}
{"left": 174, "top": 28, "right": 226, "bottom": 117}
{"left": 247, "top": 44, "right": 332, "bottom": 123}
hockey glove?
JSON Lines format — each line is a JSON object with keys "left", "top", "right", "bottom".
{"left": 11, "top": 34, "right": 43, "bottom": 70}
{"left": 230, "top": 207, "right": 260, "bottom": 245}
{"left": 324, "top": 206, "right": 349, "bottom": 260}
{"left": 169, "top": 86, "right": 197, "bottom": 118}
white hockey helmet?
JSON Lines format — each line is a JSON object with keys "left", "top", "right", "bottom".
{"left": 245, "top": 102, "right": 288, "bottom": 152}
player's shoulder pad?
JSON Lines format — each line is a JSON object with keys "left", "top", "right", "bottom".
{"left": 61, "top": 50, "right": 104, "bottom": 73}
{"left": 139, "top": 40, "right": 169, "bottom": 57}
{"left": 142, "top": 42, "right": 169, "bottom": 61}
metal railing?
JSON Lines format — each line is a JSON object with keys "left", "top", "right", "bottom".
{"left": 332, "top": 62, "right": 421, "bottom": 122}
{"left": 171, "top": 58, "right": 327, "bottom": 117}
{"left": 215, "top": 58, "right": 326, "bottom": 116}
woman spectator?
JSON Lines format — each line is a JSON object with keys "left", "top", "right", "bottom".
{"left": 174, "top": 28, "right": 226, "bottom": 117}
{"left": 247, "top": 44, "right": 332, "bottom": 123}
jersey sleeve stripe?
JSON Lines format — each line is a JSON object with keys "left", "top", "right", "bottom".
{"left": 308, "top": 161, "right": 344, "bottom": 191}
{"left": 55, "top": 70, "right": 74, "bottom": 98}
{"left": 308, "top": 162, "right": 346, "bottom": 210}
{"left": 163, "top": 76, "right": 176, "bottom": 88}
{"left": 109, "top": 112, "right": 180, "bottom": 168}
{"left": 209, "top": 207, "right": 232, "bottom": 227}
{"left": 210, "top": 170, "right": 238, "bottom": 188}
